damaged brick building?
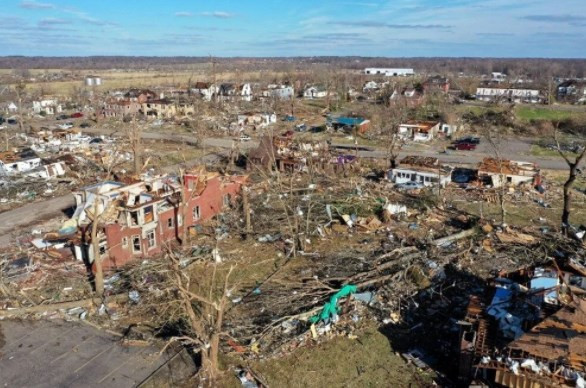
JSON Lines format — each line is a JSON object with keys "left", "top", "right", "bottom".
{"left": 70, "top": 171, "right": 247, "bottom": 269}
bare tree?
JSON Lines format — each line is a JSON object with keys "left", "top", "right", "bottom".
{"left": 125, "top": 119, "right": 143, "bottom": 175}
{"left": 166, "top": 249, "right": 234, "bottom": 382}
{"left": 553, "top": 126, "right": 586, "bottom": 235}
{"left": 14, "top": 82, "right": 26, "bottom": 134}
{"left": 246, "top": 131, "right": 323, "bottom": 257}
{"left": 484, "top": 126, "right": 507, "bottom": 226}
{"left": 370, "top": 102, "right": 408, "bottom": 168}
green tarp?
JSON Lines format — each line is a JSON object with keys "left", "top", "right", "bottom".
{"left": 309, "top": 284, "right": 357, "bottom": 324}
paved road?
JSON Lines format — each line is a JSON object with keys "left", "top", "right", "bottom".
{"left": 81, "top": 127, "right": 257, "bottom": 150}
{"left": 350, "top": 148, "right": 569, "bottom": 170}
{"left": 0, "top": 194, "right": 75, "bottom": 247}
{"left": 0, "top": 128, "right": 569, "bottom": 247}
{"left": 0, "top": 319, "right": 186, "bottom": 387}
{"left": 0, "top": 149, "right": 225, "bottom": 247}
{"left": 81, "top": 127, "right": 569, "bottom": 170}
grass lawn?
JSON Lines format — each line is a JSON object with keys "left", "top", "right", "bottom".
{"left": 451, "top": 169, "right": 586, "bottom": 228}
{"left": 455, "top": 104, "right": 499, "bottom": 116}
{"left": 515, "top": 106, "right": 586, "bottom": 122}
{"left": 219, "top": 327, "right": 433, "bottom": 387}
{"left": 529, "top": 145, "right": 576, "bottom": 158}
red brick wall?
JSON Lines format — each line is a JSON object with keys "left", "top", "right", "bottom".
{"left": 101, "top": 175, "right": 245, "bottom": 269}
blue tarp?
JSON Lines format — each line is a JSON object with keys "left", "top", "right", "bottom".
{"left": 329, "top": 116, "right": 365, "bottom": 126}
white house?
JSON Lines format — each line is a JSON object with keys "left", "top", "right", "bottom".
{"left": 23, "top": 162, "right": 66, "bottom": 180}
{"left": 478, "top": 158, "right": 539, "bottom": 188}
{"left": 303, "top": 85, "right": 327, "bottom": 99}
{"left": 191, "top": 82, "right": 219, "bottom": 101}
{"left": 475, "top": 87, "right": 542, "bottom": 103}
{"left": 263, "top": 85, "right": 294, "bottom": 99}
{"left": 439, "top": 123, "right": 459, "bottom": 138}
{"left": 219, "top": 83, "right": 253, "bottom": 102}
{"left": 33, "top": 99, "right": 63, "bottom": 115}
{"left": 363, "top": 81, "right": 380, "bottom": 93}
{"left": 491, "top": 72, "right": 507, "bottom": 82}
{"left": 398, "top": 121, "right": 441, "bottom": 142}
{"left": 364, "top": 68, "right": 414, "bottom": 77}
{"left": 237, "top": 112, "right": 277, "bottom": 129}
{"left": 557, "top": 80, "right": 586, "bottom": 103}
{"left": 7, "top": 102, "right": 17, "bottom": 113}
{"left": 388, "top": 156, "right": 452, "bottom": 187}
{"left": 0, "top": 150, "right": 42, "bottom": 176}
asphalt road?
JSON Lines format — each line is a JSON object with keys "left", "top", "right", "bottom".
{"left": 0, "top": 147, "right": 227, "bottom": 247}
{"left": 0, "top": 319, "right": 180, "bottom": 387}
{"left": 0, "top": 194, "right": 75, "bottom": 247}
{"left": 0, "top": 128, "right": 569, "bottom": 247}
{"left": 81, "top": 127, "right": 569, "bottom": 170}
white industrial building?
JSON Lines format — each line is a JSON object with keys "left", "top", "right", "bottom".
{"left": 364, "top": 68, "right": 415, "bottom": 77}
{"left": 85, "top": 75, "right": 102, "bottom": 86}
{"left": 475, "top": 87, "right": 542, "bottom": 103}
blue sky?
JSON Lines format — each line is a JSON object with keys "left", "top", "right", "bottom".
{"left": 1, "top": 0, "right": 585, "bottom": 57}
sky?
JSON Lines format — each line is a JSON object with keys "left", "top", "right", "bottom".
{"left": 1, "top": 0, "right": 585, "bottom": 58}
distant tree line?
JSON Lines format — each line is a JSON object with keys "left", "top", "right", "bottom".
{"left": 0, "top": 56, "right": 584, "bottom": 79}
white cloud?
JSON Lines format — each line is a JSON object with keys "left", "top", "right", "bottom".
{"left": 19, "top": 0, "right": 55, "bottom": 9}
{"left": 200, "top": 11, "right": 235, "bottom": 19}
{"left": 38, "top": 17, "right": 71, "bottom": 26}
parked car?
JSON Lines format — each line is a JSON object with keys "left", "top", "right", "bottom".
{"left": 283, "top": 115, "right": 295, "bottom": 122}
{"left": 295, "top": 124, "right": 307, "bottom": 132}
{"left": 89, "top": 138, "right": 104, "bottom": 144}
{"left": 57, "top": 123, "right": 73, "bottom": 130}
{"left": 7, "top": 119, "right": 18, "bottom": 125}
{"left": 238, "top": 134, "right": 251, "bottom": 142}
{"left": 56, "top": 114, "right": 69, "bottom": 120}
{"left": 311, "top": 125, "right": 325, "bottom": 133}
{"left": 455, "top": 142, "right": 476, "bottom": 151}
{"left": 281, "top": 130, "right": 295, "bottom": 138}
{"left": 70, "top": 112, "right": 84, "bottom": 118}
{"left": 395, "top": 181, "right": 425, "bottom": 191}
{"left": 80, "top": 122, "right": 92, "bottom": 128}
{"left": 0, "top": 116, "right": 4, "bottom": 125}
{"left": 455, "top": 136, "right": 480, "bottom": 145}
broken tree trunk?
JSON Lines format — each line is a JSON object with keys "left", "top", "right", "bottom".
{"left": 432, "top": 228, "right": 477, "bottom": 247}
{"left": 243, "top": 187, "right": 252, "bottom": 239}
{"left": 562, "top": 161, "right": 580, "bottom": 235}
{"left": 91, "top": 201, "right": 104, "bottom": 297}
{"left": 0, "top": 294, "right": 129, "bottom": 317}
{"left": 179, "top": 168, "right": 188, "bottom": 245}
